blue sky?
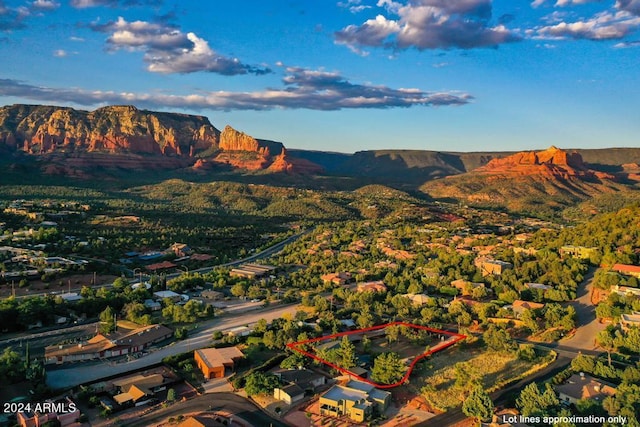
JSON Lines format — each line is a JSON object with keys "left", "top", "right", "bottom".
{"left": 1, "top": 0, "right": 639, "bottom": 153}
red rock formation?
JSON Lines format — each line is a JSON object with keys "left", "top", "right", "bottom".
{"left": 477, "top": 146, "right": 593, "bottom": 180}
{"left": 219, "top": 125, "right": 267, "bottom": 154}
{"left": 267, "top": 148, "right": 325, "bottom": 174}
{"left": 0, "top": 104, "right": 219, "bottom": 157}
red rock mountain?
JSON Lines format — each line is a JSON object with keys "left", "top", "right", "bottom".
{"left": 0, "top": 104, "right": 322, "bottom": 175}
{"left": 0, "top": 104, "right": 220, "bottom": 156}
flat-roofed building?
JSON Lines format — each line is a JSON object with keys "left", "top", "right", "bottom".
{"left": 620, "top": 313, "right": 640, "bottom": 331}
{"left": 559, "top": 246, "right": 598, "bottom": 259}
{"left": 319, "top": 380, "right": 390, "bottom": 423}
{"left": 476, "top": 259, "right": 513, "bottom": 277}
{"left": 229, "top": 263, "right": 276, "bottom": 279}
{"left": 194, "top": 347, "right": 244, "bottom": 379}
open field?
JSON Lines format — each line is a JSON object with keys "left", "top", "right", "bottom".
{"left": 419, "top": 348, "right": 555, "bottom": 411}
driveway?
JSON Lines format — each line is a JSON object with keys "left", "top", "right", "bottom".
{"left": 560, "top": 267, "right": 605, "bottom": 351}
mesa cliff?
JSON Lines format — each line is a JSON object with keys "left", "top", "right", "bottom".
{"left": 475, "top": 146, "right": 614, "bottom": 180}
{"left": 421, "top": 146, "right": 628, "bottom": 211}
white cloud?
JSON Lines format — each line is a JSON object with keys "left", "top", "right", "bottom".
{"left": 90, "top": 17, "right": 270, "bottom": 75}
{"left": 336, "top": 0, "right": 520, "bottom": 52}
{"left": 53, "top": 49, "right": 67, "bottom": 57}
{"left": 535, "top": 10, "right": 640, "bottom": 39}
{"left": 0, "top": 69, "right": 473, "bottom": 111}
{"left": 31, "top": 0, "right": 60, "bottom": 10}
{"left": 337, "top": 0, "right": 372, "bottom": 13}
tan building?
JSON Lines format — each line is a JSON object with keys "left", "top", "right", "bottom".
{"left": 45, "top": 324, "right": 172, "bottom": 365}
{"left": 319, "top": 380, "right": 391, "bottom": 423}
{"left": 356, "top": 281, "right": 387, "bottom": 293}
{"left": 450, "top": 279, "right": 485, "bottom": 295}
{"left": 229, "top": 263, "right": 276, "bottom": 279}
{"left": 620, "top": 313, "right": 640, "bottom": 331}
{"left": 321, "top": 272, "right": 353, "bottom": 285}
{"left": 511, "top": 300, "right": 545, "bottom": 318}
{"left": 112, "top": 373, "right": 166, "bottom": 406}
{"left": 402, "top": 293, "right": 434, "bottom": 306}
{"left": 194, "top": 347, "right": 244, "bottom": 379}
{"left": 559, "top": 245, "right": 597, "bottom": 259}
{"left": 477, "top": 259, "right": 513, "bottom": 277}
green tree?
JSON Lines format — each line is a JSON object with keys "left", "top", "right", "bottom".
{"left": 99, "top": 306, "right": 116, "bottom": 334}
{"left": 166, "top": 388, "right": 176, "bottom": 402}
{"left": 339, "top": 336, "right": 357, "bottom": 369}
{"left": 244, "top": 372, "right": 280, "bottom": 396}
{"left": 516, "top": 382, "right": 560, "bottom": 417}
{"left": 462, "top": 385, "right": 494, "bottom": 423}
{"left": 371, "top": 352, "right": 405, "bottom": 385}
{"left": 280, "top": 352, "right": 307, "bottom": 370}
{"left": 483, "top": 325, "right": 516, "bottom": 353}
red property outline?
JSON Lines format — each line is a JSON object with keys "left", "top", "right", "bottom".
{"left": 286, "top": 321, "right": 466, "bottom": 389}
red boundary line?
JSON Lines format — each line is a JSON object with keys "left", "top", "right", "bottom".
{"left": 285, "top": 321, "right": 466, "bottom": 389}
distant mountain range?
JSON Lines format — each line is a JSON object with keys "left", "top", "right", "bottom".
{"left": 2, "top": 104, "right": 639, "bottom": 212}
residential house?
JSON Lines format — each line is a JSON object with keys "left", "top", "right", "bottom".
{"left": 476, "top": 259, "right": 513, "bottom": 277}
{"left": 194, "top": 347, "right": 244, "bottom": 379}
{"left": 17, "top": 397, "right": 80, "bottom": 427}
{"left": 201, "top": 290, "right": 224, "bottom": 300}
{"left": 555, "top": 373, "right": 616, "bottom": 405}
{"left": 177, "top": 415, "right": 228, "bottom": 427}
{"left": 524, "top": 283, "right": 552, "bottom": 291}
{"left": 611, "top": 264, "right": 640, "bottom": 279}
{"left": 146, "top": 261, "right": 177, "bottom": 272}
{"left": 319, "top": 380, "right": 391, "bottom": 423}
{"left": 402, "top": 293, "right": 434, "bottom": 306}
{"left": 356, "top": 281, "right": 387, "bottom": 293}
{"left": 144, "top": 299, "right": 161, "bottom": 311}
{"left": 153, "top": 290, "right": 182, "bottom": 303}
{"left": 321, "top": 272, "right": 353, "bottom": 286}
{"left": 112, "top": 373, "right": 166, "bottom": 406}
{"left": 169, "top": 243, "right": 193, "bottom": 257}
{"left": 273, "top": 383, "right": 305, "bottom": 405}
{"left": 620, "top": 313, "right": 640, "bottom": 331}
{"left": 450, "top": 279, "right": 485, "bottom": 296}
{"left": 273, "top": 368, "right": 326, "bottom": 393}
{"left": 611, "top": 285, "right": 640, "bottom": 298}
{"left": 559, "top": 246, "right": 597, "bottom": 260}
{"left": 511, "top": 300, "right": 545, "bottom": 318}
{"left": 44, "top": 324, "right": 172, "bottom": 364}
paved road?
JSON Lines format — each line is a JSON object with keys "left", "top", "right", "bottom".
{"left": 46, "top": 303, "right": 301, "bottom": 389}
{"left": 116, "top": 393, "right": 287, "bottom": 427}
